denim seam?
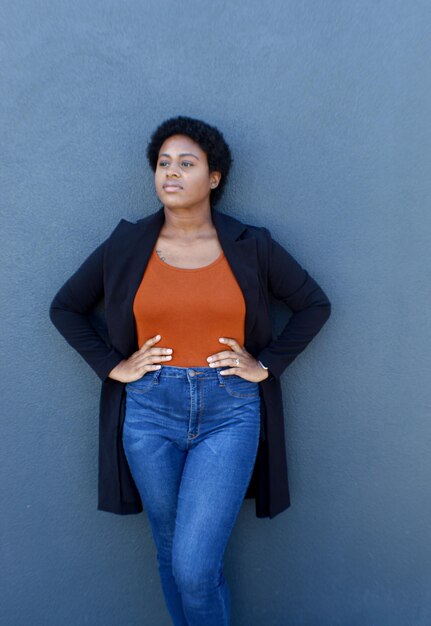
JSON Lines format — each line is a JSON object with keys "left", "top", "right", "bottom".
{"left": 195, "top": 378, "right": 204, "bottom": 438}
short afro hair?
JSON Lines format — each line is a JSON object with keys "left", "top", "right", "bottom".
{"left": 146, "top": 115, "right": 233, "bottom": 206}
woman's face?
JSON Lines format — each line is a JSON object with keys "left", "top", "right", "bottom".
{"left": 154, "top": 134, "right": 221, "bottom": 211}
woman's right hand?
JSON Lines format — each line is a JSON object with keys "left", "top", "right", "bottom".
{"left": 108, "top": 334, "right": 173, "bottom": 383}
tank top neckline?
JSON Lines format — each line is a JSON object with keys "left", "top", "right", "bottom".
{"left": 152, "top": 247, "right": 225, "bottom": 272}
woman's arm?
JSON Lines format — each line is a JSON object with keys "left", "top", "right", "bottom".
{"left": 49, "top": 235, "right": 125, "bottom": 382}
{"left": 256, "top": 228, "right": 332, "bottom": 380}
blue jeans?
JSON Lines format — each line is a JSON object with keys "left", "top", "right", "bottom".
{"left": 121, "top": 365, "right": 261, "bottom": 626}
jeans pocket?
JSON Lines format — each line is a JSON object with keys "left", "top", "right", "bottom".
{"left": 125, "top": 370, "right": 158, "bottom": 395}
{"left": 221, "top": 374, "right": 260, "bottom": 399}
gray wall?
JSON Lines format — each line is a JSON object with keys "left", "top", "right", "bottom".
{"left": 1, "top": 2, "right": 430, "bottom": 625}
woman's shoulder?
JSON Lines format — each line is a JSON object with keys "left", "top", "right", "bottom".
{"left": 108, "top": 208, "right": 164, "bottom": 235}
{"left": 226, "top": 211, "right": 292, "bottom": 249}
{"left": 211, "top": 207, "right": 271, "bottom": 240}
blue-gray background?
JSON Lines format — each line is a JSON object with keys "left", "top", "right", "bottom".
{"left": 1, "top": 2, "right": 430, "bottom": 625}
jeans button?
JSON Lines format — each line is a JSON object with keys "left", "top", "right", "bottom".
{"left": 189, "top": 370, "right": 195, "bottom": 376}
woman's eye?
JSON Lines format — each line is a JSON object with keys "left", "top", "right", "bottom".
{"left": 158, "top": 161, "right": 193, "bottom": 167}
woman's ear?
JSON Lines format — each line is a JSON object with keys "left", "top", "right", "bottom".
{"left": 210, "top": 171, "right": 222, "bottom": 188}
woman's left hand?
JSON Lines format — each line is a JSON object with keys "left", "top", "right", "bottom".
{"left": 206, "top": 337, "right": 269, "bottom": 382}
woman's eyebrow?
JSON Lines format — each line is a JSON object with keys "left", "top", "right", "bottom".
{"left": 159, "top": 152, "right": 200, "bottom": 160}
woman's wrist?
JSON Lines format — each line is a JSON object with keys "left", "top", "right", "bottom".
{"left": 256, "top": 359, "right": 270, "bottom": 381}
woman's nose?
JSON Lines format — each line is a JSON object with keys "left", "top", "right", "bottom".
{"left": 166, "top": 165, "right": 180, "bottom": 176}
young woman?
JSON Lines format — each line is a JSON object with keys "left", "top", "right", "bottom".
{"left": 49, "top": 115, "right": 331, "bottom": 625}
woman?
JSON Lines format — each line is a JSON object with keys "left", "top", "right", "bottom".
{"left": 49, "top": 115, "right": 331, "bottom": 625}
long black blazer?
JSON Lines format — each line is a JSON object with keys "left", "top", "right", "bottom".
{"left": 49, "top": 205, "right": 331, "bottom": 519}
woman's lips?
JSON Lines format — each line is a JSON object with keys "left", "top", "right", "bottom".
{"left": 163, "top": 185, "right": 183, "bottom": 192}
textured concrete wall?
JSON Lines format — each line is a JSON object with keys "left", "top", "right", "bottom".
{"left": 1, "top": 2, "right": 430, "bottom": 625}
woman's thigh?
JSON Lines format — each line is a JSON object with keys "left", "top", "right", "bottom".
{"left": 121, "top": 371, "right": 189, "bottom": 534}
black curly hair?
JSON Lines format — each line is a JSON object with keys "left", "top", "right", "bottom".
{"left": 146, "top": 115, "right": 233, "bottom": 206}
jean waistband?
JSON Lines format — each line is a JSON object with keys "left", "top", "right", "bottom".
{"left": 155, "top": 365, "right": 227, "bottom": 380}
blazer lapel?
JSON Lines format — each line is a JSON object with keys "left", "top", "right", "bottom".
{"left": 107, "top": 206, "right": 260, "bottom": 357}
{"left": 211, "top": 208, "right": 261, "bottom": 347}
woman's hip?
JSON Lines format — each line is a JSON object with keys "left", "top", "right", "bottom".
{"left": 122, "top": 365, "right": 261, "bottom": 445}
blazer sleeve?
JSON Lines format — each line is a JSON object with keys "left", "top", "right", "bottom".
{"left": 48, "top": 231, "right": 126, "bottom": 382}
{"left": 256, "top": 227, "right": 331, "bottom": 380}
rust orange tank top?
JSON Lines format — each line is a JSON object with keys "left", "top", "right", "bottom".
{"left": 132, "top": 247, "right": 246, "bottom": 367}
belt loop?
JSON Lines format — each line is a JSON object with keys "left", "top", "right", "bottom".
{"left": 153, "top": 366, "right": 163, "bottom": 383}
{"left": 216, "top": 368, "right": 225, "bottom": 386}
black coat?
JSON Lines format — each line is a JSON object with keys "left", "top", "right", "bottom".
{"left": 49, "top": 206, "right": 331, "bottom": 519}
